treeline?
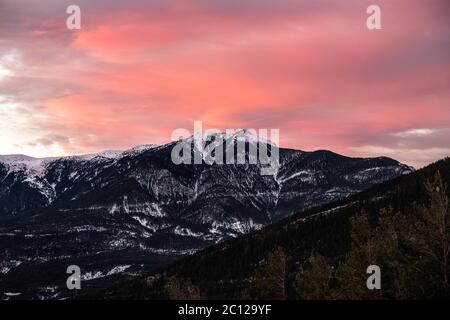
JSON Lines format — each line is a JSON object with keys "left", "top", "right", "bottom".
{"left": 163, "top": 172, "right": 450, "bottom": 299}
{"left": 92, "top": 158, "right": 450, "bottom": 300}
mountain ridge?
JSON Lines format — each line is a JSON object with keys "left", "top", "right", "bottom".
{"left": 0, "top": 134, "right": 413, "bottom": 299}
{"left": 91, "top": 157, "right": 449, "bottom": 299}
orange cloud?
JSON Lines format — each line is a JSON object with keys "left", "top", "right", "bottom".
{"left": 0, "top": 0, "right": 449, "bottom": 167}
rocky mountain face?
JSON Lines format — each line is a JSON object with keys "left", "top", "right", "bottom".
{"left": 94, "top": 159, "right": 449, "bottom": 300}
{"left": 0, "top": 131, "right": 412, "bottom": 299}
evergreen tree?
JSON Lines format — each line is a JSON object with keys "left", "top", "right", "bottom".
{"left": 294, "top": 252, "right": 333, "bottom": 299}
{"left": 165, "top": 275, "right": 201, "bottom": 300}
{"left": 333, "top": 172, "right": 450, "bottom": 299}
{"left": 332, "top": 211, "right": 383, "bottom": 299}
{"left": 404, "top": 171, "right": 450, "bottom": 297}
{"left": 253, "top": 247, "right": 287, "bottom": 300}
{"left": 374, "top": 207, "right": 412, "bottom": 299}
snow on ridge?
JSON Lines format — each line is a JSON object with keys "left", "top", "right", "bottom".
{"left": 173, "top": 226, "right": 203, "bottom": 238}
{"left": 184, "top": 129, "right": 277, "bottom": 151}
{"left": 107, "top": 265, "right": 131, "bottom": 275}
{"left": 122, "top": 144, "right": 159, "bottom": 156}
{"left": 208, "top": 217, "right": 264, "bottom": 236}
{"left": 225, "top": 129, "right": 276, "bottom": 146}
{"left": 0, "top": 154, "right": 38, "bottom": 162}
{"left": 0, "top": 144, "right": 160, "bottom": 174}
{"left": 81, "top": 265, "right": 131, "bottom": 281}
{"left": 0, "top": 145, "right": 161, "bottom": 202}
{"left": 4, "top": 292, "right": 21, "bottom": 297}
{"left": 277, "top": 170, "right": 317, "bottom": 184}
{"left": 0, "top": 155, "right": 57, "bottom": 176}
{"left": 0, "top": 156, "right": 58, "bottom": 201}
{"left": 0, "top": 267, "right": 11, "bottom": 274}
{"left": 73, "top": 150, "right": 123, "bottom": 161}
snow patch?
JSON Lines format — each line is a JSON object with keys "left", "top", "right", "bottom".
{"left": 173, "top": 226, "right": 203, "bottom": 237}
{"left": 81, "top": 265, "right": 131, "bottom": 281}
{"left": 4, "top": 292, "right": 21, "bottom": 297}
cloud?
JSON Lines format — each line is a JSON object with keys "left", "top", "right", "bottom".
{"left": 28, "top": 133, "right": 71, "bottom": 147}
{"left": 349, "top": 146, "right": 450, "bottom": 169}
{"left": 392, "top": 128, "right": 439, "bottom": 138}
{"left": 0, "top": 0, "right": 448, "bottom": 167}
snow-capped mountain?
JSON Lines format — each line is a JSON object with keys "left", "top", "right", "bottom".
{"left": 0, "top": 132, "right": 412, "bottom": 299}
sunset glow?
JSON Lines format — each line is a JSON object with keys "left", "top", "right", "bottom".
{"left": 0, "top": 0, "right": 449, "bottom": 168}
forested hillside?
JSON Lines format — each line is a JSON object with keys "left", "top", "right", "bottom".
{"left": 91, "top": 158, "right": 450, "bottom": 299}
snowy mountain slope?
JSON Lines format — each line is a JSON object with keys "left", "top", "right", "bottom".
{"left": 0, "top": 133, "right": 413, "bottom": 299}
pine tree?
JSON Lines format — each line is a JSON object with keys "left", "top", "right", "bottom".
{"left": 374, "top": 207, "right": 410, "bottom": 299}
{"left": 165, "top": 275, "right": 201, "bottom": 299}
{"left": 294, "top": 252, "right": 333, "bottom": 299}
{"left": 253, "top": 247, "right": 287, "bottom": 300}
{"left": 332, "top": 211, "right": 383, "bottom": 299}
{"left": 333, "top": 172, "right": 450, "bottom": 299}
{"left": 405, "top": 171, "right": 450, "bottom": 297}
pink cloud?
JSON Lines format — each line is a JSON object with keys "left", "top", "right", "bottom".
{"left": 0, "top": 0, "right": 449, "bottom": 167}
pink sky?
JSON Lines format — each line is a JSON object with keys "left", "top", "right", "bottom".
{"left": 0, "top": 0, "right": 449, "bottom": 168}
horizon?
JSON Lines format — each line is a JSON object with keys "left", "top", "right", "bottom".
{"left": 0, "top": 132, "right": 426, "bottom": 170}
{"left": 1, "top": 0, "right": 449, "bottom": 169}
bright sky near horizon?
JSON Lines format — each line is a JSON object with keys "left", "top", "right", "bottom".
{"left": 0, "top": 0, "right": 449, "bottom": 168}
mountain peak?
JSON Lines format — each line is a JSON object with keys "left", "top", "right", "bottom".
{"left": 185, "top": 129, "right": 277, "bottom": 148}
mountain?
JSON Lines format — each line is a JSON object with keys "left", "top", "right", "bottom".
{"left": 0, "top": 131, "right": 412, "bottom": 299}
{"left": 92, "top": 157, "right": 450, "bottom": 300}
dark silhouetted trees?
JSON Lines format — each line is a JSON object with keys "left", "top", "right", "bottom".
{"left": 253, "top": 247, "right": 287, "bottom": 300}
